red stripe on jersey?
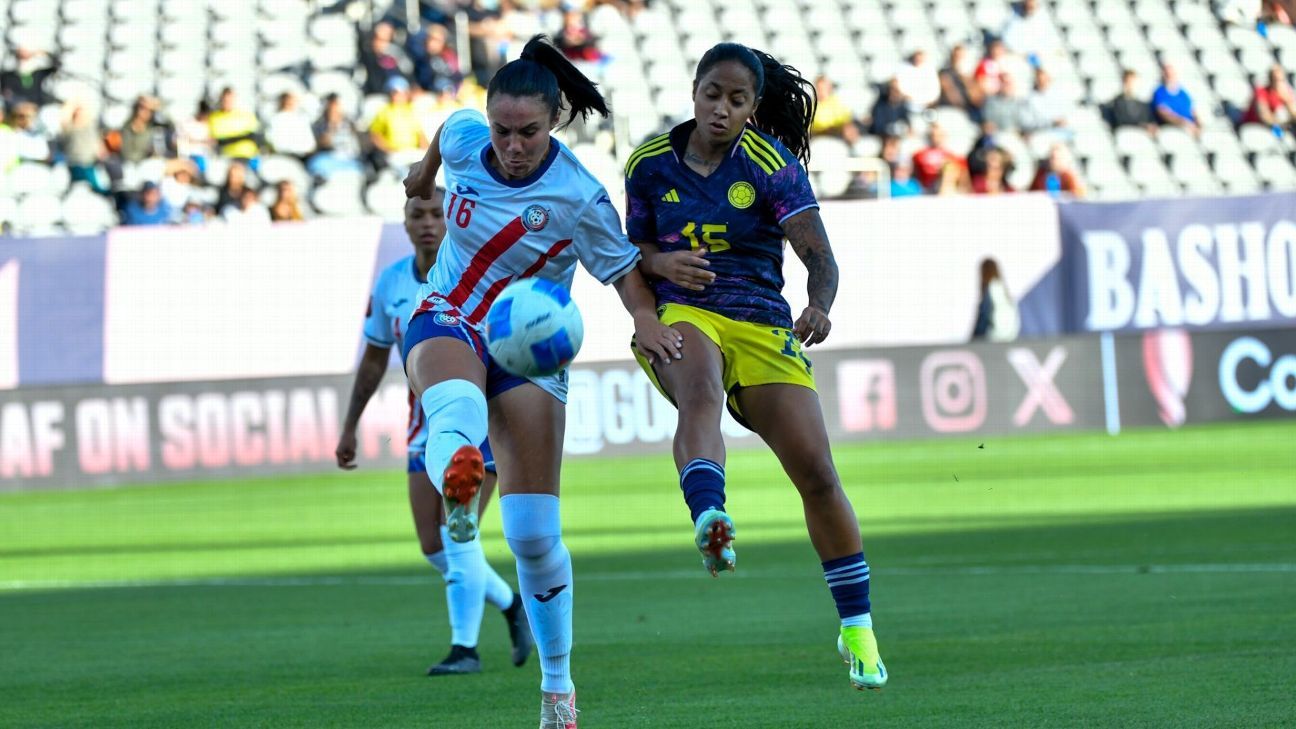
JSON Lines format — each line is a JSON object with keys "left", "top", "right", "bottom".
{"left": 447, "top": 218, "right": 528, "bottom": 309}
{"left": 406, "top": 388, "right": 418, "bottom": 446}
{"left": 468, "top": 274, "right": 515, "bottom": 324}
{"left": 520, "top": 239, "right": 573, "bottom": 279}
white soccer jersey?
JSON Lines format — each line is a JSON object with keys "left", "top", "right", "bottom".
{"left": 363, "top": 254, "right": 427, "bottom": 453}
{"left": 413, "top": 109, "right": 640, "bottom": 328}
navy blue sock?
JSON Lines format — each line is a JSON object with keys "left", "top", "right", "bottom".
{"left": 822, "top": 552, "right": 871, "bottom": 620}
{"left": 679, "top": 458, "right": 725, "bottom": 523}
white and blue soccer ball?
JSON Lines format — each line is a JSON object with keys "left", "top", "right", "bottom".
{"left": 484, "top": 278, "right": 584, "bottom": 378}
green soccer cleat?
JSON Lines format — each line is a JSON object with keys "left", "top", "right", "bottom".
{"left": 693, "top": 508, "right": 736, "bottom": 577}
{"left": 837, "top": 625, "right": 887, "bottom": 691}
{"left": 442, "top": 445, "right": 484, "bottom": 543}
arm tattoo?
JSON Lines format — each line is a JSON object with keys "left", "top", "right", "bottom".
{"left": 782, "top": 210, "right": 839, "bottom": 313}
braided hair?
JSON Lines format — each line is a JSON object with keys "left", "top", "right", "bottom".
{"left": 694, "top": 43, "right": 817, "bottom": 166}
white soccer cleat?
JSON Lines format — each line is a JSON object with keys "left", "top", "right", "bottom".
{"left": 539, "top": 690, "right": 578, "bottom": 729}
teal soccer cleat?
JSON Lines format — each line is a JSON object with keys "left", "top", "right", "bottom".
{"left": 694, "top": 508, "right": 736, "bottom": 577}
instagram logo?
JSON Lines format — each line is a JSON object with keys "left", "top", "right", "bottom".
{"left": 920, "top": 351, "right": 987, "bottom": 432}
{"left": 837, "top": 360, "right": 897, "bottom": 432}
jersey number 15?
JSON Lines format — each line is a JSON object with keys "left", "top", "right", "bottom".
{"left": 681, "top": 222, "right": 730, "bottom": 253}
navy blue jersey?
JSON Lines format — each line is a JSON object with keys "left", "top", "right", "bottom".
{"left": 624, "top": 120, "right": 819, "bottom": 328}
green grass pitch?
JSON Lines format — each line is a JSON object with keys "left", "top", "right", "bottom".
{"left": 2, "top": 420, "right": 1294, "bottom": 728}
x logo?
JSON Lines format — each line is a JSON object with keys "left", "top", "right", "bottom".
{"left": 1008, "top": 346, "right": 1074, "bottom": 426}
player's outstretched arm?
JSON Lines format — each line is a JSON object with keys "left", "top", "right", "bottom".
{"left": 403, "top": 123, "right": 446, "bottom": 200}
{"left": 613, "top": 268, "right": 685, "bottom": 365}
{"left": 782, "top": 208, "right": 840, "bottom": 347}
{"left": 336, "top": 343, "right": 391, "bottom": 469}
{"left": 633, "top": 240, "right": 715, "bottom": 291}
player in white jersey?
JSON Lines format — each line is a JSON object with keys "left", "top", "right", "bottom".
{"left": 401, "top": 36, "right": 682, "bottom": 728}
{"left": 335, "top": 192, "right": 534, "bottom": 677}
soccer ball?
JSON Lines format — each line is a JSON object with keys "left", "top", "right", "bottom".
{"left": 484, "top": 278, "right": 584, "bottom": 378}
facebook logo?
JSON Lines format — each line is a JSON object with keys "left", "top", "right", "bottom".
{"left": 837, "top": 360, "right": 897, "bottom": 432}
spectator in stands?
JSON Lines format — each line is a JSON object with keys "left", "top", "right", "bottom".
{"left": 176, "top": 100, "right": 214, "bottom": 179}
{"left": 556, "top": 8, "right": 605, "bottom": 63}
{"left": 217, "top": 160, "right": 252, "bottom": 213}
{"left": 500, "top": 0, "right": 551, "bottom": 58}
{"left": 896, "top": 49, "right": 940, "bottom": 112}
{"left": 180, "top": 198, "right": 210, "bottom": 225}
{"left": 975, "top": 38, "right": 1026, "bottom": 99}
{"left": 0, "top": 45, "right": 59, "bottom": 107}
{"left": 361, "top": 20, "right": 413, "bottom": 96}
{"left": 981, "top": 73, "right": 1027, "bottom": 133}
{"left": 368, "top": 76, "right": 427, "bottom": 170}
{"left": 1240, "top": 64, "right": 1296, "bottom": 135}
{"left": 269, "top": 180, "right": 305, "bottom": 222}
{"left": 1104, "top": 69, "right": 1156, "bottom": 132}
{"left": 116, "top": 96, "right": 170, "bottom": 165}
{"left": 934, "top": 160, "right": 970, "bottom": 195}
{"left": 971, "top": 258, "right": 1020, "bottom": 342}
{"left": 222, "top": 185, "right": 271, "bottom": 224}
{"left": 970, "top": 147, "right": 1013, "bottom": 195}
{"left": 9, "top": 101, "right": 51, "bottom": 164}
{"left": 938, "top": 44, "right": 984, "bottom": 120}
{"left": 888, "top": 160, "right": 923, "bottom": 198}
{"left": 209, "top": 87, "right": 262, "bottom": 167}
{"left": 1001, "top": 0, "right": 1061, "bottom": 66}
{"left": 410, "top": 23, "right": 462, "bottom": 93}
{"left": 265, "top": 92, "right": 317, "bottom": 160}
{"left": 1261, "top": 0, "right": 1294, "bottom": 24}
{"left": 310, "top": 93, "right": 365, "bottom": 179}
{"left": 0, "top": 104, "right": 17, "bottom": 174}
{"left": 122, "top": 182, "right": 173, "bottom": 226}
{"left": 811, "top": 75, "right": 862, "bottom": 146}
{"left": 1152, "top": 63, "right": 1201, "bottom": 136}
{"left": 1022, "top": 66, "right": 1073, "bottom": 140}
{"left": 59, "top": 101, "right": 108, "bottom": 194}
{"left": 1030, "top": 143, "right": 1086, "bottom": 197}
{"left": 867, "top": 78, "right": 911, "bottom": 137}
{"left": 911, "top": 122, "right": 967, "bottom": 192}
{"left": 460, "top": 0, "right": 508, "bottom": 86}
{"left": 160, "top": 164, "right": 200, "bottom": 211}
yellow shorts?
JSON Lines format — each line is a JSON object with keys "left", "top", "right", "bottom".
{"left": 632, "top": 303, "right": 817, "bottom": 429}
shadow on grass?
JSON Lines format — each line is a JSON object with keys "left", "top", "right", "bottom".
{"left": 3, "top": 504, "right": 1293, "bottom": 582}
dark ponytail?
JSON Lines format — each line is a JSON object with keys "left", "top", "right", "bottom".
{"left": 487, "top": 34, "right": 610, "bottom": 129}
{"left": 694, "top": 43, "right": 817, "bottom": 166}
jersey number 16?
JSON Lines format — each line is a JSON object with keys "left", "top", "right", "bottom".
{"left": 447, "top": 194, "right": 476, "bottom": 228}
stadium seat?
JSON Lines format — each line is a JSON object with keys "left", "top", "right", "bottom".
{"left": 1239, "top": 124, "right": 1285, "bottom": 155}
{"left": 363, "top": 173, "right": 405, "bottom": 222}
{"left": 13, "top": 193, "right": 64, "bottom": 236}
{"left": 1254, "top": 153, "right": 1296, "bottom": 188}
{"left": 62, "top": 184, "right": 118, "bottom": 235}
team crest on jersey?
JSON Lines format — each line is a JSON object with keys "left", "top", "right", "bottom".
{"left": 522, "top": 204, "right": 550, "bottom": 232}
{"left": 434, "top": 312, "right": 460, "bottom": 326}
{"left": 728, "top": 181, "right": 756, "bottom": 209}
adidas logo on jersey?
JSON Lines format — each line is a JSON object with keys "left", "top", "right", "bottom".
{"left": 661, "top": 189, "right": 681, "bottom": 203}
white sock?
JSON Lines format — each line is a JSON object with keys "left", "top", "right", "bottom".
{"left": 442, "top": 525, "right": 486, "bottom": 648}
{"left": 419, "top": 380, "right": 488, "bottom": 493}
{"left": 483, "top": 560, "right": 515, "bottom": 611}
{"left": 842, "top": 612, "right": 873, "bottom": 629}
{"left": 425, "top": 550, "right": 448, "bottom": 577}
{"left": 501, "top": 493, "right": 573, "bottom": 694}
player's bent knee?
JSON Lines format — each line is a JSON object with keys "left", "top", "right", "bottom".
{"left": 420, "top": 379, "right": 488, "bottom": 442}
{"left": 500, "top": 493, "right": 563, "bottom": 562}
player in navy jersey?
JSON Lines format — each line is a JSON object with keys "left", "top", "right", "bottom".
{"left": 335, "top": 191, "right": 533, "bottom": 677}
{"left": 624, "top": 43, "right": 887, "bottom": 691}
{"left": 401, "top": 36, "right": 681, "bottom": 727}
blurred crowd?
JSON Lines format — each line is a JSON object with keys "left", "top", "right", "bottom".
{"left": 0, "top": 0, "right": 1293, "bottom": 231}
{"left": 0, "top": 0, "right": 627, "bottom": 228}
{"left": 812, "top": 0, "right": 1295, "bottom": 199}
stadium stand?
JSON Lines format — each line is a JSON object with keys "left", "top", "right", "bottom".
{"left": 0, "top": 0, "right": 1292, "bottom": 235}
